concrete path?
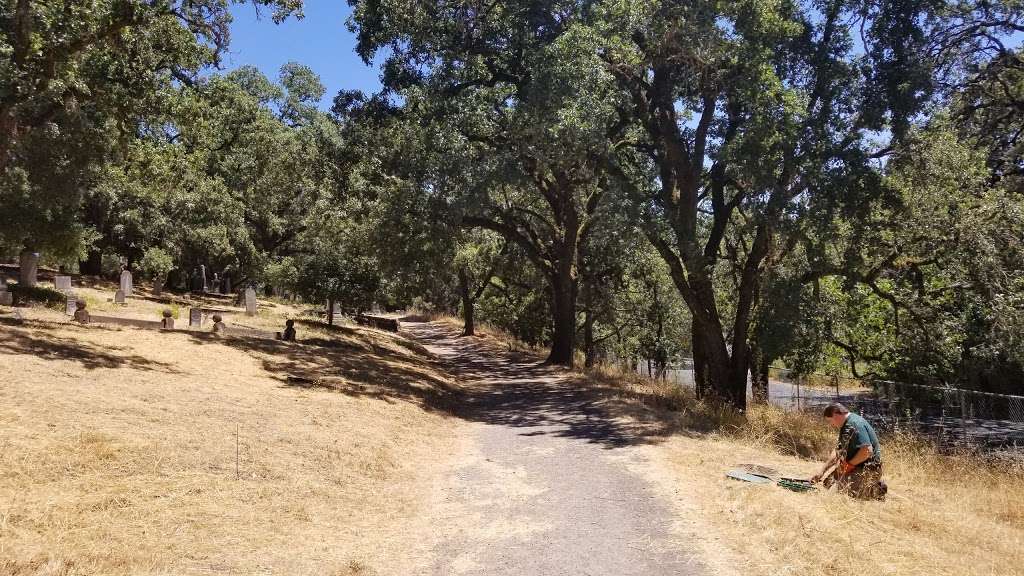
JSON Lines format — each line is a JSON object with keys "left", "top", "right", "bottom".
{"left": 402, "top": 322, "right": 702, "bottom": 576}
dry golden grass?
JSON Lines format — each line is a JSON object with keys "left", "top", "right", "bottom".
{"left": 588, "top": 364, "right": 1024, "bottom": 576}
{"left": 0, "top": 284, "right": 460, "bottom": 575}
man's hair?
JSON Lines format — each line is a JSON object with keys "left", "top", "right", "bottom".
{"left": 823, "top": 403, "right": 850, "bottom": 417}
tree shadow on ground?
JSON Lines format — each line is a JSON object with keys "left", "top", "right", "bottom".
{"left": 400, "top": 322, "right": 690, "bottom": 449}
{"left": 185, "top": 330, "right": 461, "bottom": 414}
{"left": 0, "top": 318, "right": 181, "bottom": 373}
{"left": 295, "top": 318, "right": 434, "bottom": 360}
{"left": 186, "top": 319, "right": 693, "bottom": 449}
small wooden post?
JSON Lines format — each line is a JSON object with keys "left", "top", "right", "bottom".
{"left": 960, "top": 390, "right": 969, "bottom": 443}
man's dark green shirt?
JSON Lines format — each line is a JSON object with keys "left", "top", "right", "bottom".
{"left": 837, "top": 413, "right": 881, "bottom": 466}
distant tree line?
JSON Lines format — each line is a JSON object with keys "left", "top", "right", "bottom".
{"left": 3, "top": 0, "right": 1023, "bottom": 405}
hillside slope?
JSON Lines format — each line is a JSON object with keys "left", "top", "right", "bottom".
{"left": 0, "top": 293, "right": 461, "bottom": 576}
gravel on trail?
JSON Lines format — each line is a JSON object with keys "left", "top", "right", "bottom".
{"left": 398, "top": 322, "right": 703, "bottom": 576}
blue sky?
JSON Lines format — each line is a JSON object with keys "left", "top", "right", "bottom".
{"left": 225, "top": 0, "right": 382, "bottom": 109}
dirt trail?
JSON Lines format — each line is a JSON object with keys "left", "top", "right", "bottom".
{"left": 399, "top": 321, "right": 702, "bottom": 576}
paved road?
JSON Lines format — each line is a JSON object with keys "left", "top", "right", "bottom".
{"left": 402, "top": 322, "right": 703, "bottom": 576}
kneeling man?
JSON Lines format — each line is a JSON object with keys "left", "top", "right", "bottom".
{"left": 811, "top": 403, "right": 887, "bottom": 500}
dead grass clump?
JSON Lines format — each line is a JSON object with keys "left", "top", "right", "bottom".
{"left": 0, "top": 556, "right": 78, "bottom": 576}
{"left": 739, "top": 405, "right": 835, "bottom": 458}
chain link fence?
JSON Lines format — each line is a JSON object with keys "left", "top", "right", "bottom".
{"left": 633, "top": 357, "right": 1024, "bottom": 452}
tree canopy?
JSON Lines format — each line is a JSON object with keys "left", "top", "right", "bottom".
{"left": 4, "top": 0, "right": 1024, "bottom": 405}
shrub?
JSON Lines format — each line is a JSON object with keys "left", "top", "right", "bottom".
{"left": 10, "top": 283, "right": 65, "bottom": 308}
{"left": 139, "top": 248, "right": 175, "bottom": 281}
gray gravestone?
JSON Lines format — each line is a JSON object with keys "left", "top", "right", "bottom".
{"left": 153, "top": 276, "right": 164, "bottom": 296}
{"left": 245, "top": 287, "right": 257, "bottom": 316}
{"left": 54, "top": 276, "right": 72, "bottom": 292}
{"left": 0, "top": 289, "right": 12, "bottom": 306}
{"left": 119, "top": 270, "right": 133, "bottom": 297}
{"left": 223, "top": 275, "right": 231, "bottom": 295}
{"left": 189, "top": 307, "right": 203, "bottom": 328}
{"left": 19, "top": 247, "right": 39, "bottom": 288}
{"left": 199, "top": 265, "right": 208, "bottom": 292}
{"left": 65, "top": 294, "right": 77, "bottom": 316}
{"left": 114, "top": 289, "right": 126, "bottom": 305}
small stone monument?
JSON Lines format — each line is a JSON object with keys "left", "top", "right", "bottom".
{"left": 153, "top": 275, "right": 164, "bottom": 296}
{"left": 120, "top": 269, "right": 133, "bottom": 297}
{"left": 54, "top": 276, "right": 72, "bottom": 292}
{"left": 211, "top": 273, "right": 221, "bottom": 293}
{"left": 73, "top": 301, "right": 90, "bottom": 323}
{"left": 18, "top": 244, "right": 39, "bottom": 288}
{"left": 0, "top": 287, "right": 12, "bottom": 306}
{"left": 282, "top": 319, "right": 296, "bottom": 342}
{"left": 65, "top": 294, "right": 78, "bottom": 316}
{"left": 222, "top": 274, "right": 232, "bottom": 295}
{"left": 189, "top": 307, "right": 203, "bottom": 328}
{"left": 245, "top": 287, "right": 257, "bottom": 316}
{"left": 161, "top": 309, "right": 174, "bottom": 329}
{"left": 199, "top": 265, "right": 208, "bottom": 292}
{"left": 211, "top": 314, "right": 226, "bottom": 334}
{"left": 114, "top": 289, "right": 126, "bottom": 305}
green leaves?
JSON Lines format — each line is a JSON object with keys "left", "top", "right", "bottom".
{"left": 0, "top": 0, "right": 304, "bottom": 259}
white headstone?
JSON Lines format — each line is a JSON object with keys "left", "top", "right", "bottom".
{"left": 19, "top": 249, "right": 39, "bottom": 288}
{"left": 332, "top": 300, "right": 342, "bottom": 315}
{"left": 54, "top": 276, "right": 72, "bottom": 292}
{"left": 245, "top": 287, "right": 257, "bottom": 316}
{"left": 65, "top": 294, "right": 77, "bottom": 316}
{"left": 189, "top": 307, "right": 203, "bottom": 328}
{"left": 119, "top": 270, "right": 133, "bottom": 297}
{"left": 114, "top": 289, "right": 126, "bottom": 305}
{"left": 0, "top": 290, "right": 12, "bottom": 306}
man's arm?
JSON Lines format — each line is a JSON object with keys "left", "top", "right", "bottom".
{"left": 846, "top": 445, "right": 873, "bottom": 467}
{"left": 811, "top": 450, "right": 840, "bottom": 483}
{"left": 830, "top": 444, "right": 874, "bottom": 477}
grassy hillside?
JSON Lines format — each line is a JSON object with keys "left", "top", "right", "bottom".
{"left": 0, "top": 283, "right": 460, "bottom": 575}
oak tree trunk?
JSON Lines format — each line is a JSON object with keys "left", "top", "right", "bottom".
{"left": 458, "top": 268, "right": 475, "bottom": 336}
{"left": 547, "top": 271, "right": 577, "bottom": 366}
{"left": 691, "top": 320, "right": 708, "bottom": 397}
